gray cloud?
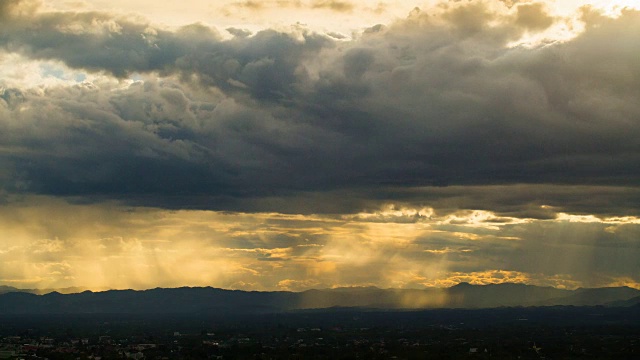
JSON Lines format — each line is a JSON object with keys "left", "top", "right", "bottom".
{"left": 0, "top": 4, "right": 330, "bottom": 99}
{"left": 226, "top": 27, "right": 253, "bottom": 38}
{"left": 0, "top": 1, "right": 639, "bottom": 217}
{"left": 311, "top": 0, "right": 354, "bottom": 12}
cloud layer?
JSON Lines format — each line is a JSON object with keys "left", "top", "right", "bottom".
{"left": 1, "top": 0, "right": 639, "bottom": 290}
{"left": 1, "top": 1, "right": 639, "bottom": 209}
{"left": 1, "top": 196, "right": 638, "bottom": 290}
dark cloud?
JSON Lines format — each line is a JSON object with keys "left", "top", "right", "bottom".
{"left": 515, "top": 3, "right": 555, "bottom": 31}
{"left": 326, "top": 31, "right": 347, "bottom": 39}
{"left": 226, "top": 0, "right": 355, "bottom": 12}
{"left": 311, "top": 0, "right": 354, "bottom": 12}
{"left": 0, "top": 0, "right": 35, "bottom": 19}
{"left": 231, "top": 1, "right": 265, "bottom": 10}
{"left": 226, "top": 27, "right": 252, "bottom": 38}
{"left": 0, "top": 5, "right": 330, "bottom": 98}
{"left": 0, "top": 1, "right": 639, "bottom": 217}
{"left": 0, "top": 87, "right": 25, "bottom": 109}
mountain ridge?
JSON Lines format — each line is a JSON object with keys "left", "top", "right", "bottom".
{"left": 0, "top": 283, "right": 638, "bottom": 315}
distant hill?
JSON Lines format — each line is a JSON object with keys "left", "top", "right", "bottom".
{"left": 0, "top": 283, "right": 638, "bottom": 315}
{"left": 0, "top": 285, "right": 93, "bottom": 295}
{"left": 445, "top": 282, "right": 571, "bottom": 308}
{"left": 606, "top": 295, "right": 640, "bottom": 307}
{"left": 538, "top": 287, "right": 640, "bottom": 306}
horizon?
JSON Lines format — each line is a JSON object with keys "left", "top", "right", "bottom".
{"left": 1, "top": 0, "right": 640, "bottom": 293}
{"left": 2, "top": 281, "right": 639, "bottom": 295}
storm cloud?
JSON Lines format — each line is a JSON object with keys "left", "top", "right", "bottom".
{"left": 0, "top": 0, "right": 639, "bottom": 291}
{"left": 1, "top": 1, "right": 639, "bottom": 212}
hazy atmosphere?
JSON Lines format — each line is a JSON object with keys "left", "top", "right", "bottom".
{"left": 1, "top": 0, "right": 639, "bottom": 292}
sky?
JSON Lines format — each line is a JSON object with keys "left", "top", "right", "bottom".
{"left": 0, "top": 0, "right": 639, "bottom": 292}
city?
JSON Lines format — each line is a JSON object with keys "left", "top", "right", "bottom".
{"left": 1, "top": 306, "right": 639, "bottom": 359}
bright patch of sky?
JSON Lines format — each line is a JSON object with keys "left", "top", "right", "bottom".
{"left": 41, "top": 1, "right": 640, "bottom": 35}
{"left": 0, "top": 54, "right": 92, "bottom": 88}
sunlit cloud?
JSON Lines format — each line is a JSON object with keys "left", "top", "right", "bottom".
{"left": 0, "top": 196, "right": 637, "bottom": 291}
{"left": 556, "top": 213, "right": 640, "bottom": 224}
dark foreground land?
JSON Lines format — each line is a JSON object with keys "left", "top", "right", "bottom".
{"left": 1, "top": 306, "right": 639, "bottom": 359}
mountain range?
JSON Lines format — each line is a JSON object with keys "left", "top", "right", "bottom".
{"left": 0, "top": 283, "right": 638, "bottom": 315}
